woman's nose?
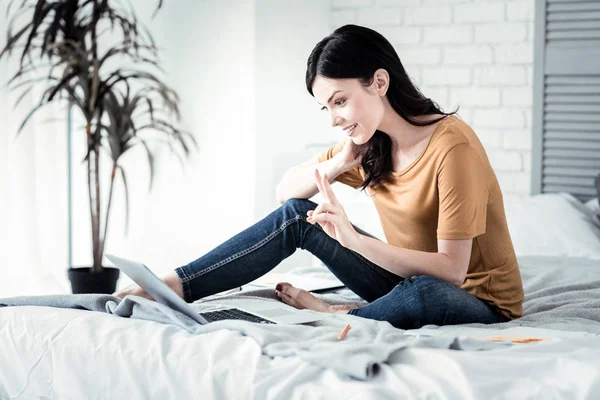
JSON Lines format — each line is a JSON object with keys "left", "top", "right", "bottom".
{"left": 329, "top": 113, "right": 342, "bottom": 128}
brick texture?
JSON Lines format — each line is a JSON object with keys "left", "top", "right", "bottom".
{"left": 331, "top": 0, "right": 534, "bottom": 196}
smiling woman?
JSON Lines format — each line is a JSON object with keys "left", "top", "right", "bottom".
{"left": 306, "top": 24, "right": 456, "bottom": 191}
{"left": 116, "top": 24, "right": 523, "bottom": 330}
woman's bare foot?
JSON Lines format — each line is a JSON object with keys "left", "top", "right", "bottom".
{"left": 275, "top": 282, "right": 364, "bottom": 314}
{"left": 113, "top": 271, "right": 184, "bottom": 301}
{"left": 275, "top": 282, "right": 360, "bottom": 314}
{"left": 275, "top": 282, "right": 332, "bottom": 312}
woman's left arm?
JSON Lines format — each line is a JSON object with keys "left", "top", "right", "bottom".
{"left": 348, "top": 235, "right": 471, "bottom": 287}
{"left": 309, "top": 169, "right": 472, "bottom": 287}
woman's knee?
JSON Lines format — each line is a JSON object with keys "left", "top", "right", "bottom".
{"left": 405, "top": 276, "right": 456, "bottom": 306}
{"left": 384, "top": 276, "right": 453, "bottom": 325}
{"left": 280, "top": 198, "right": 317, "bottom": 218}
{"left": 351, "top": 276, "right": 495, "bottom": 329}
{"left": 408, "top": 275, "right": 453, "bottom": 291}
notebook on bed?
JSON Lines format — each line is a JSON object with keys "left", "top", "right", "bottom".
{"left": 246, "top": 272, "right": 345, "bottom": 293}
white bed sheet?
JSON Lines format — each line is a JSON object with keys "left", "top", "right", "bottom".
{"left": 2, "top": 256, "right": 600, "bottom": 399}
{"left": 2, "top": 304, "right": 599, "bottom": 400}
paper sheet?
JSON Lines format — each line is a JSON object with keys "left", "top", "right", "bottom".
{"left": 246, "top": 272, "right": 344, "bottom": 292}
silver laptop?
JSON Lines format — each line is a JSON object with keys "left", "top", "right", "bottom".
{"left": 106, "top": 254, "right": 323, "bottom": 325}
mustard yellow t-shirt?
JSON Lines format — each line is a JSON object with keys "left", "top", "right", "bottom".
{"left": 317, "top": 115, "right": 524, "bottom": 320}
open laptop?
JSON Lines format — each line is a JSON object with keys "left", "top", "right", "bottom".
{"left": 106, "top": 254, "right": 323, "bottom": 325}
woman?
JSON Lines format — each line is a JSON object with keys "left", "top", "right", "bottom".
{"left": 115, "top": 24, "right": 524, "bottom": 329}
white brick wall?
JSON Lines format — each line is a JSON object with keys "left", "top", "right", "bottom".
{"left": 331, "top": 0, "right": 535, "bottom": 197}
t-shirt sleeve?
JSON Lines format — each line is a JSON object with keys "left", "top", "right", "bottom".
{"left": 316, "top": 139, "right": 364, "bottom": 189}
{"left": 437, "top": 143, "right": 489, "bottom": 240}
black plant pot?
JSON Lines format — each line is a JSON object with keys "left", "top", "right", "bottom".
{"left": 67, "top": 266, "right": 121, "bottom": 294}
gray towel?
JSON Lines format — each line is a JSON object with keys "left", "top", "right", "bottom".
{"left": 0, "top": 293, "right": 509, "bottom": 380}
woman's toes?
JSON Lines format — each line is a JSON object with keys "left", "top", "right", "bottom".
{"left": 274, "top": 282, "right": 330, "bottom": 312}
{"left": 276, "top": 282, "right": 292, "bottom": 292}
{"left": 277, "top": 282, "right": 301, "bottom": 296}
{"left": 277, "top": 291, "right": 293, "bottom": 305}
{"left": 275, "top": 282, "right": 295, "bottom": 304}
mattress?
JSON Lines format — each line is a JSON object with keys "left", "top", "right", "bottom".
{"left": 1, "top": 255, "right": 600, "bottom": 399}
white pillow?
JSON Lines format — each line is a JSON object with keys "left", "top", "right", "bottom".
{"left": 585, "top": 198, "right": 600, "bottom": 229}
{"left": 504, "top": 193, "right": 600, "bottom": 260}
{"left": 585, "top": 198, "right": 599, "bottom": 214}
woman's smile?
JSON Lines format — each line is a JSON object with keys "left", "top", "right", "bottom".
{"left": 344, "top": 123, "right": 358, "bottom": 136}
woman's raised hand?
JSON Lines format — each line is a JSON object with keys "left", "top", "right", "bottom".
{"left": 306, "top": 169, "right": 360, "bottom": 250}
{"left": 338, "top": 138, "right": 362, "bottom": 170}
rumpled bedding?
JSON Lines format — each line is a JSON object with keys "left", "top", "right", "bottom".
{"left": 1, "top": 256, "right": 599, "bottom": 399}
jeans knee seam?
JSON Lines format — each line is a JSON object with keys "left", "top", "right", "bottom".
{"left": 182, "top": 216, "right": 303, "bottom": 281}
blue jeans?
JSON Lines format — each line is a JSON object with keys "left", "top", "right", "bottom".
{"left": 175, "top": 199, "right": 508, "bottom": 329}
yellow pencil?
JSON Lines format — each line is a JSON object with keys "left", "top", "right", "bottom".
{"left": 337, "top": 324, "right": 351, "bottom": 341}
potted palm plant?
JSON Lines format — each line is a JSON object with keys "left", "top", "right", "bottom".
{"left": 0, "top": 0, "right": 196, "bottom": 293}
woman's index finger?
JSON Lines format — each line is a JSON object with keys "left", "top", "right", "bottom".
{"left": 314, "top": 168, "right": 327, "bottom": 199}
{"left": 321, "top": 172, "right": 337, "bottom": 204}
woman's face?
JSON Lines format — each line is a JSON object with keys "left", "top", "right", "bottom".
{"left": 312, "top": 74, "right": 386, "bottom": 145}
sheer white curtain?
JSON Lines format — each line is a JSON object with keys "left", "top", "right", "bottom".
{"left": 0, "top": 1, "right": 65, "bottom": 296}
{"left": 0, "top": 60, "right": 70, "bottom": 296}
{"left": 0, "top": 1, "right": 260, "bottom": 297}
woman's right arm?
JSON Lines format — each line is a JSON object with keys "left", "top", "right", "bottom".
{"left": 275, "top": 154, "right": 351, "bottom": 204}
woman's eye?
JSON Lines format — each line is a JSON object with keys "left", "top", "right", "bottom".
{"left": 335, "top": 99, "right": 346, "bottom": 106}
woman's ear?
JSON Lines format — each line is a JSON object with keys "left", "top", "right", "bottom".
{"left": 373, "top": 68, "right": 389, "bottom": 96}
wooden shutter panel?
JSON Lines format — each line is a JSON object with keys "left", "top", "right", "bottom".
{"left": 532, "top": 0, "right": 600, "bottom": 201}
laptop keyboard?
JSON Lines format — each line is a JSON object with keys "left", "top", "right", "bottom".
{"left": 199, "top": 308, "right": 275, "bottom": 324}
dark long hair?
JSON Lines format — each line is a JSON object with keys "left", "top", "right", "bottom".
{"left": 306, "top": 24, "right": 457, "bottom": 190}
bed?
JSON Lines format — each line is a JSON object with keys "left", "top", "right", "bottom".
{"left": 1, "top": 191, "right": 600, "bottom": 399}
